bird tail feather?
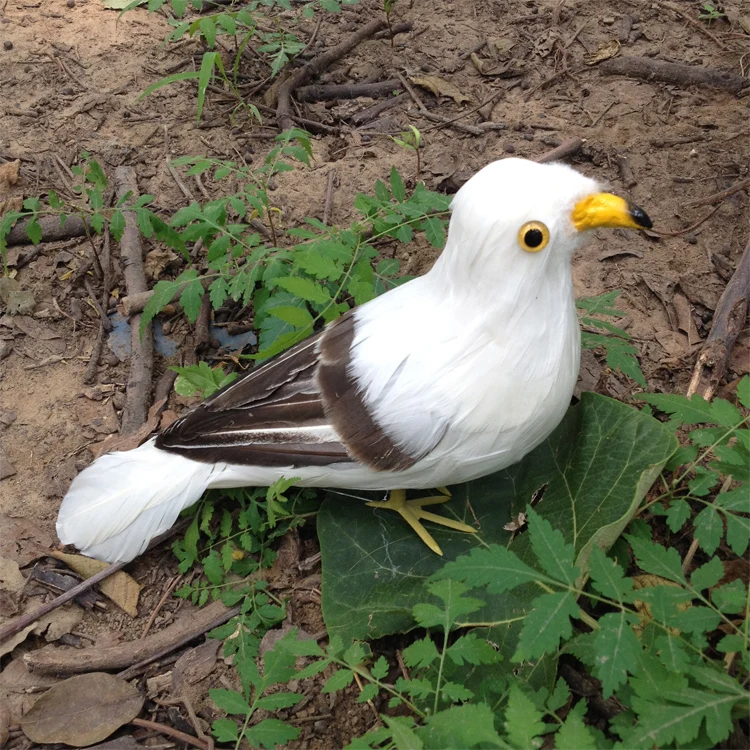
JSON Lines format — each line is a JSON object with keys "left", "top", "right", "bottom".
{"left": 56, "top": 438, "right": 215, "bottom": 564}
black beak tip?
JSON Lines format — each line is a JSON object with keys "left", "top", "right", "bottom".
{"left": 629, "top": 203, "right": 653, "bottom": 230}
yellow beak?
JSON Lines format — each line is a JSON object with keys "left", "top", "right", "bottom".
{"left": 572, "top": 193, "right": 652, "bottom": 232}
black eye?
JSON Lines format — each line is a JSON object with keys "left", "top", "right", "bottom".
{"left": 524, "top": 228, "right": 544, "bottom": 248}
{"left": 517, "top": 221, "right": 550, "bottom": 252}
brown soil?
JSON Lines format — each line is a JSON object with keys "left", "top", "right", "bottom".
{"left": 0, "top": 0, "right": 748, "bottom": 747}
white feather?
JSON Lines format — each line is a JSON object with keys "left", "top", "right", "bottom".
{"left": 56, "top": 439, "right": 216, "bottom": 562}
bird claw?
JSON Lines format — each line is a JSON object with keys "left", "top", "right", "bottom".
{"left": 366, "top": 488, "right": 477, "bottom": 556}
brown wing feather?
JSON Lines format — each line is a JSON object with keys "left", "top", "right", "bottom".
{"left": 156, "top": 312, "right": 419, "bottom": 472}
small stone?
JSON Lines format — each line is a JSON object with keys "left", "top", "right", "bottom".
{"left": 67, "top": 0, "right": 75, "bottom": 6}
{"left": 3, "top": 41, "right": 12, "bottom": 51}
{"left": 504, "top": 143, "right": 516, "bottom": 153}
{"left": 686, "top": 234, "right": 698, "bottom": 245}
{"left": 0, "top": 449, "right": 16, "bottom": 480}
{"left": 0, "top": 340, "right": 11, "bottom": 360}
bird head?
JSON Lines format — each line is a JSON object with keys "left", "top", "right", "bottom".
{"left": 432, "top": 158, "right": 651, "bottom": 294}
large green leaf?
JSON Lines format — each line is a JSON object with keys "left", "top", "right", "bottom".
{"left": 318, "top": 393, "right": 676, "bottom": 656}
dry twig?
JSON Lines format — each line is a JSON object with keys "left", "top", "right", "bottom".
{"left": 687, "top": 237, "right": 750, "bottom": 400}
{"left": 277, "top": 18, "right": 388, "bottom": 132}
{"left": 114, "top": 166, "right": 154, "bottom": 434}
{"left": 600, "top": 57, "right": 747, "bottom": 94}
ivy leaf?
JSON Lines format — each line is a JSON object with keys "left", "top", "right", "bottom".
{"left": 526, "top": 507, "right": 578, "bottom": 585}
{"left": 711, "top": 579, "right": 746, "bottom": 614}
{"left": 243, "top": 718, "right": 300, "bottom": 750}
{"left": 357, "top": 683, "right": 378, "bottom": 703}
{"left": 433, "top": 545, "right": 540, "bottom": 594}
{"left": 724, "top": 511, "right": 750, "bottom": 556}
{"left": 440, "top": 681, "right": 474, "bottom": 702}
{"left": 593, "top": 611, "right": 641, "bottom": 697}
{"left": 179, "top": 274, "right": 205, "bottom": 323}
{"left": 737, "top": 375, "right": 750, "bottom": 408}
{"left": 588, "top": 545, "right": 632, "bottom": 601}
{"left": 141, "top": 278, "right": 183, "bottom": 331}
{"left": 629, "top": 689, "right": 739, "bottom": 746}
{"left": 446, "top": 633, "right": 501, "bottom": 666}
{"left": 626, "top": 535, "right": 686, "bottom": 585}
{"left": 690, "top": 556, "right": 723, "bottom": 591}
{"left": 693, "top": 506, "right": 723, "bottom": 555}
{"left": 173, "top": 362, "right": 237, "bottom": 398}
{"left": 322, "top": 668, "right": 354, "bottom": 693}
{"left": 663, "top": 498, "right": 692, "bottom": 532}
{"left": 640, "top": 392, "right": 715, "bottom": 424}
{"left": 654, "top": 634, "right": 691, "bottom": 673}
{"left": 419, "top": 703, "right": 502, "bottom": 748}
{"left": 371, "top": 655, "right": 389, "bottom": 679}
{"left": 504, "top": 684, "right": 546, "bottom": 749}
{"left": 211, "top": 718, "right": 239, "bottom": 742}
{"left": 389, "top": 166, "right": 406, "bottom": 202}
{"left": 254, "top": 693, "right": 303, "bottom": 711}
{"left": 402, "top": 638, "right": 440, "bottom": 670}
{"left": 208, "top": 688, "right": 250, "bottom": 715}
{"left": 382, "top": 716, "right": 423, "bottom": 749}
{"left": 555, "top": 701, "right": 597, "bottom": 749}
{"left": 513, "top": 591, "right": 579, "bottom": 662}
{"left": 274, "top": 275, "right": 331, "bottom": 305}
{"left": 413, "top": 579, "right": 484, "bottom": 630}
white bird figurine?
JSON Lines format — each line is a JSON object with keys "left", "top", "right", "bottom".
{"left": 57, "top": 158, "right": 651, "bottom": 563}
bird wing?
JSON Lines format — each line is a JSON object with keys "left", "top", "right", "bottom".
{"left": 156, "top": 313, "right": 423, "bottom": 472}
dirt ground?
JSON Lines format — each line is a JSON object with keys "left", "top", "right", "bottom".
{"left": 0, "top": 0, "right": 748, "bottom": 746}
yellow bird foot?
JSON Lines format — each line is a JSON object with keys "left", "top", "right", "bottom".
{"left": 366, "top": 488, "right": 477, "bottom": 556}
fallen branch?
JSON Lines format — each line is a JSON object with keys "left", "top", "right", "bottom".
{"left": 296, "top": 79, "right": 401, "bottom": 102}
{"left": 277, "top": 17, "right": 387, "bottom": 132}
{"left": 351, "top": 92, "right": 408, "bottom": 126}
{"left": 599, "top": 57, "right": 748, "bottom": 95}
{"left": 115, "top": 166, "right": 154, "bottom": 435}
{"left": 685, "top": 176, "right": 750, "bottom": 208}
{"left": 6, "top": 215, "right": 86, "bottom": 246}
{"left": 687, "top": 238, "right": 750, "bottom": 400}
{"left": 131, "top": 718, "right": 210, "bottom": 750}
{"left": 25, "top": 599, "right": 239, "bottom": 675}
{"left": 536, "top": 137, "right": 586, "bottom": 164}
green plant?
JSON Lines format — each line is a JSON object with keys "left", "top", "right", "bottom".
{"left": 640, "top": 382, "right": 750, "bottom": 557}
{"left": 128, "top": 0, "right": 359, "bottom": 123}
{"left": 391, "top": 124, "right": 423, "bottom": 181}
{"left": 697, "top": 2, "right": 727, "bottom": 22}
{"left": 577, "top": 290, "right": 646, "bottom": 387}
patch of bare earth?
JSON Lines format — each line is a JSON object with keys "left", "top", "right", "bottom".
{"left": 0, "top": 0, "right": 747, "bottom": 746}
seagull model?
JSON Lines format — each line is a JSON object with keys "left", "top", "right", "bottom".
{"left": 57, "top": 158, "right": 652, "bottom": 563}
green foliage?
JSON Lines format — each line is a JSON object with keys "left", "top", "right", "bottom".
{"left": 642, "top": 380, "right": 750, "bottom": 556}
{"left": 577, "top": 290, "right": 646, "bottom": 387}
{"left": 132, "top": 0, "right": 360, "bottom": 122}
{"left": 697, "top": 2, "right": 727, "bottom": 22}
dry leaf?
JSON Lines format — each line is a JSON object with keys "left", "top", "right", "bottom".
{"left": 410, "top": 75, "right": 472, "bottom": 105}
{"left": 33, "top": 605, "right": 84, "bottom": 642}
{"left": 0, "top": 624, "right": 35, "bottom": 659}
{"left": 672, "top": 292, "right": 700, "bottom": 347}
{"left": 21, "top": 672, "right": 144, "bottom": 746}
{"left": 0, "top": 658, "right": 61, "bottom": 728}
{"left": 0, "top": 160, "right": 22, "bottom": 217}
{"left": 503, "top": 512, "right": 527, "bottom": 532}
{"left": 144, "top": 247, "right": 178, "bottom": 280}
{"left": 51, "top": 551, "right": 142, "bottom": 617}
{"left": 470, "top": 53, "right": 525, "bottom": 78}
{"left": 583, "top": 39, "right": 620, "bottom": 65}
